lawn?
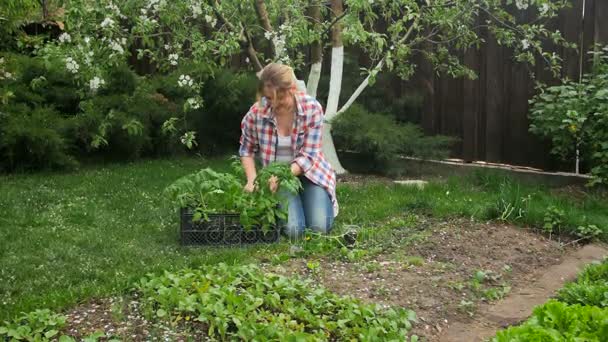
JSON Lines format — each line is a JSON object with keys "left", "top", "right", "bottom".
{"left": 1, "top": 156, "right": 607, "bottom": 325}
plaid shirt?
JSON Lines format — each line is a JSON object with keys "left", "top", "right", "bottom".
{"left": 239, "top": 92, "right": 338, "bottom": 217}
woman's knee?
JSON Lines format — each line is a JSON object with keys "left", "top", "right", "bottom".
{"left": 307, "top": 211, "right": 334, "bottom": 235}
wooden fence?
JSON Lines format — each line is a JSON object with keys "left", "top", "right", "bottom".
{"left": 413, "top": 0, "right": 608, "bottom": 171}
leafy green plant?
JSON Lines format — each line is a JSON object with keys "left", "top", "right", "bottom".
{"left": 165, "top": 161, "right": 301, "bottom": 231}
{"left": 557, "top": 282, "right": 608, "bottom": 308}
{"left": 529, "top": 45, "right": 608, "bottom": 186}
{"left": 557, "top": 259, "right": 608, "bottom": 307}
{"left": 136, "top": 263, "right": 417, "bottom": 341}
{"left": 576, "top": 224, "right": 603, "bottom": 241}
{"left": 0, "top": 309, "right": 66, "bottom": 341}
{"left": 493, "top": 301, "right": 608, "bottom": 341}
{"left": 543, "top": 206, "right": 565, "bottom": 238}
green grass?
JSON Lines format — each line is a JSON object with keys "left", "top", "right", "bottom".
{"left": 1, "top": 157, "right": 607, "bottom": 322}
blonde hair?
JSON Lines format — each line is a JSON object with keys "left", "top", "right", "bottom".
{"left": 257, "top": 63, "right": 296, "bottom": 102}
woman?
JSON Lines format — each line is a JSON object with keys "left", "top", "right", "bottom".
{"left": 239, "top": 63, "right": 338, "bottom": 239}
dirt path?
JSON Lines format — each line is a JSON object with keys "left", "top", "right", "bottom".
{"left": 439, "top": 243, "right": 608, "bottom": 342}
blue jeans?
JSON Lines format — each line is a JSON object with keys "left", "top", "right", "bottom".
{"left": 279, "top": 176, "right": 334, "bottom": 240}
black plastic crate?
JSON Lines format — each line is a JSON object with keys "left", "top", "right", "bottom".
{"left": 179, "top": 208, "right": 281, "bottom": 246}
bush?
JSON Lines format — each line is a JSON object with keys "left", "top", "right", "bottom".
{"left": 332, "top": 104, "right": 457, "bottom": 172}
{"left": 0, "top": 105, "right": 77, "bottom": 172}
{"left": 195, "top": 69, "right": 258, "bottom": 155}
{"left": 529, "top": 46, "right": 608, "bottom": 186}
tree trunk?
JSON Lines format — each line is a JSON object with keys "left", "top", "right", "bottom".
{"left": 306, "top": 0, "right": 322, "bottom": 98}
{"left": 253, "top": 0, "right": 275, "bottom": 58}
{"left": 323, "top": 0, "right": 347, "bottom": 174}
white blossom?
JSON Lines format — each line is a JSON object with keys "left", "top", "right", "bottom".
{"left": 109, "top": 40, "right": 124, "bottom": 54}
{"left": 89, "top": 76, "right": 105, "bottom": 91}
{"left": 264, "top": 31, "right": 273, "bottom": 40}
{"left": 84, "top": 36, "right": 91, "bottom": 44}
{"left": 178, "top": 74, "right": 194, "bottom": 88}
{"left": 65, "top": 57, "right": 80, "bottom": 74}
{"left": 100, "top": 17, "right": 115, "bottom": 28}
{"left": 539, "top": 3, "right": 550, "bottom": 15}
{"left": 515, "top": 0, "right": 529, "bottom": 10}
{"left": 169, "top": 53, "right": 179, "bottom": 66}
{"left": 187, "top": 97, "right": 201, "bottom": 109}
{"left": 521, "top": 39, "right": 530, "bottom": 50}
{"left": 245, "top": 57, "right": 250, "bottom": 64}
{"left": 58, "top": 32, "right": 71, "bottom": 43}
{"left": 164, "top": 44, "right": 171, "bottom": 50}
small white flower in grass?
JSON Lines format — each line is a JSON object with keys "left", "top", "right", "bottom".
{"left": 191, "top": 3, "right": 202, "bottom": 17}
{"left": 168, "top": 53, "right": 179, "bottom": 66}
{"left": 164, "top": 44, "right": 170, "bottom": 50}
{"left": 58, "top": 32, "right": 71, "bottom": 43}
{"left": 264, "top": 31, "right": 273, "bottom": 40}
{"left": 178, "top": 74, "right": 193, "bottom": 88}
{"left": 100, "top": 17, "right": 115, "bottom": 28}
{"left": 539, "top": 3, "right": 550, "bottom": 15}
{"left": 84, "top": 36, "right": 91, "bottom": 44}
{"left": 245, "top": 57, "right": 250, "bottom": 64}
{"left": 521, "top": 39, "right": 530, "bottom": 50}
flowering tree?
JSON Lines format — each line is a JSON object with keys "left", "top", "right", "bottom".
{"left": 26, "top": 0, "right": 572, "bottom": 173}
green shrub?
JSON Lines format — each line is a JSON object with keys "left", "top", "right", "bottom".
{"left": 136, "top": 263, "right": 417, "bottom": 341}
{"left": 195, "top": 69, "right": 258, "bottom": 155}
{"left": 0, "top": 105, "right": 77, "bottom": 171}
{"left": 529, "top": 46, "right": 608, "bottom": 186}
{"left": 332, "top": 104, "right": 457, "bottom": 172}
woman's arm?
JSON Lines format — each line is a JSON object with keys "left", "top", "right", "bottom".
{"left": 241, "top": 156, "right": 257, "bottom": 191}
{"left": 239, "top": 108, "right": 259, "bottom": 190}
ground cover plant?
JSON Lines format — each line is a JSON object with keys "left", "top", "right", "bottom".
{"left": 493, "top": 259, "right": 608, "bottom": 341}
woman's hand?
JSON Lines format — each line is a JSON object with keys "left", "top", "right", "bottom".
{"left": 244, "top": 182, "right": 255, "bottom": 193}
{"left": 268, "top": 175, "right": 279, "bottom": 193}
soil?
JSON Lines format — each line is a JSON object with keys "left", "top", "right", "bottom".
{"left": 264, "top": 218, "right": 606, "bottom": 341}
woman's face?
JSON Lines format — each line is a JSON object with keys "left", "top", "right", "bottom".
{"left": 263, "top": 83, "right": 294, "bottom": 111}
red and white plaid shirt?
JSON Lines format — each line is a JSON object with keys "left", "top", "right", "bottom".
{"left": 239, "top": 92, "right": 338, "bottom": 217}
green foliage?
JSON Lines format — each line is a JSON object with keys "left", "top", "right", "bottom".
{"left": 194, "top": 69, "right": 258, "bottom": 155}
{"left": 558, "top": 282, "right": 608, "bottom": 308}
{"left": 165, "top": 161, "right": 301, "bottom": 231}
{"left": 543, "top": 206, "right": 566, "bottom": 237}
{"left": 0, "top": 105, "right": 77, "bottom": 172}
{"left": 529, "top": 46, "right": 608, "bottom": 186}
{"left": 332, "top": 104, "right": 456, "bottom": 172}
{"left": 558, "top": 260, "right": 608, "bottom": 308}
{"left": 0, "top": 309, "right": 66, "bottom": 341}
{"left": 136, "top": 263, "right": 417, "bottom": 341}
{"left": 493, "top": 301, "right": 608, "bottom": 341}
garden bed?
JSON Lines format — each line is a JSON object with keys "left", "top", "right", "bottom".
{"left": 264, "top": 217, "right": 598, "bottom": 341}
